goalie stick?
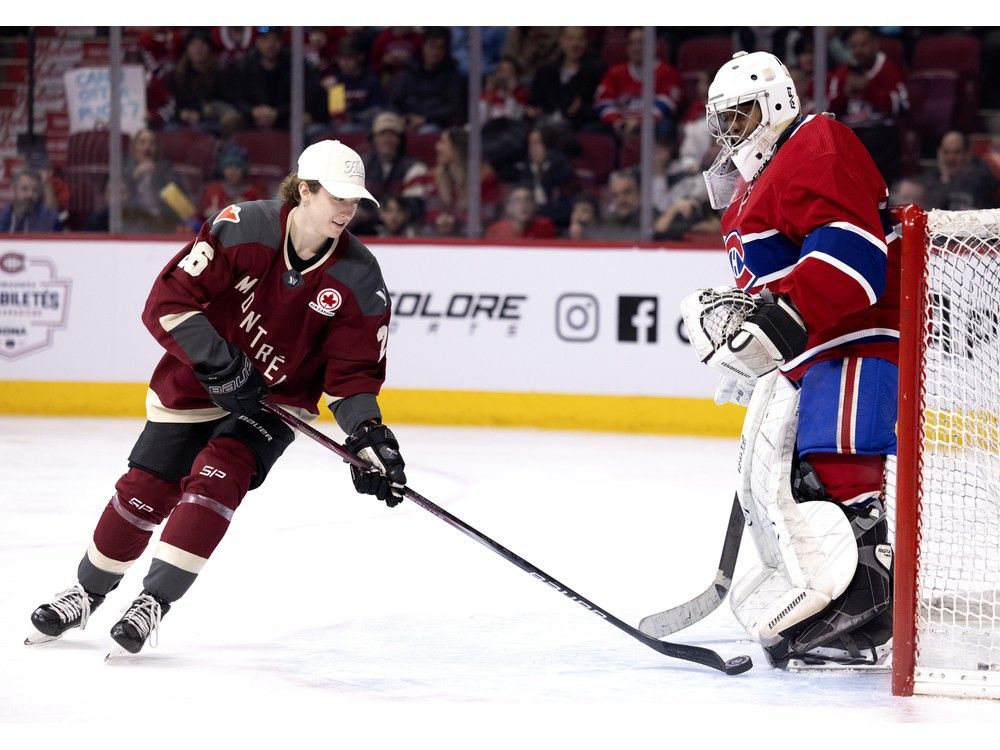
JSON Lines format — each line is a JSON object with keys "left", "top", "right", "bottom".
{"left": 638, "top": 493, "right": 744, "bottom": 637}
{"left": 261, "top": 402, "right": 752, "bottom": 676}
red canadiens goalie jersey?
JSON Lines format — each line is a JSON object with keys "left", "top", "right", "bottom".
{"left": 721, "top": 114, "right": 900, "bottom": 382}
{"left": 142, "top": 200, "right": 391, "bottom": 419}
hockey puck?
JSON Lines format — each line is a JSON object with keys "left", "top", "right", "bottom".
{"left": 724, "top": 655, "right": 753, "bottom": 675}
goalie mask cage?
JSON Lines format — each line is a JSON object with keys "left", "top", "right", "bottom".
{"left": 893, "top": 205, "right": 1000, "bottom": 699}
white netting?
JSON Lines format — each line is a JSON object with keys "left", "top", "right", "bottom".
{"left": 914, "top": 209, "right": 1000, "bottom": 680}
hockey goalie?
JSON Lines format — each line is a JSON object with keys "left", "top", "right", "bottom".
{"left": 682, "top": 51, "right": 899, "bottom": 668}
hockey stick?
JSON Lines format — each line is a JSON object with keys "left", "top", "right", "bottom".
{"left": 262, "top": 402, "right": 752, "bottom": 676}
{"left": 638, "top": 493, "right": 744, "bottom": 637}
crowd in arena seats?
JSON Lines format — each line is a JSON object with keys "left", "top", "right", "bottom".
{"left": 5, "top": 25, "right": 1000, "bottom": 237}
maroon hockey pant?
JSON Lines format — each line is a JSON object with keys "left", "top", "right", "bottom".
{"left": 90, "top": 436, "right": 257, "bottom": 587}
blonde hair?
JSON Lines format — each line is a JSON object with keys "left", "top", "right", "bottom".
{"left": 278, "top": 174, "right": 322, "bottom": 206}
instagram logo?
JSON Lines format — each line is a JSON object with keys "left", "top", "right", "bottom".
{"left": 556, "top": 293, "right": 599, "bottom": 342}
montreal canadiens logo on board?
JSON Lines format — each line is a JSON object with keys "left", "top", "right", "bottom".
{"left": 309, "top": 288, "right": 342, "bottom": 317}
{"left": 725, "top": 231, "right": 757, "bottom": 291}
{"left": 213, "top": 205, "right": 241, "bottom": 224}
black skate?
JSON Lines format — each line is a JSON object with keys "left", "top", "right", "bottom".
{"left": 106, "top": 591, "right": 170, "bottom": 659}
{"left": 25, "top": 584, "right": 105, "bottom": 645}
{"left": 766, "top": 499, "right": 894, "bottom": 671}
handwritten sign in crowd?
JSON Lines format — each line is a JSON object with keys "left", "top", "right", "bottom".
{"left": 63, "top": 66, "right": 147, "bottom": 135}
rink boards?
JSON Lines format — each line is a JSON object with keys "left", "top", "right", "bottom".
{"left": 0, "top": 236, "right": 743, "bottom": 435}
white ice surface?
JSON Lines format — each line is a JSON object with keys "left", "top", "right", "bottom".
{"left": 1, "top": 416, "right": 998, "bottom": 746}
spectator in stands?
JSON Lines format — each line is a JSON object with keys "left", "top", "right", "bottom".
{"left": 512, "top": 125, "right": 577, "bottom": 229}
{"left": 390, "top": 27, "right": 467, "bottom": 133}
{"left": 376, "top": 193, "right": 420, "bottom": 238}
{"left": 214, "top": 26, "right": 255, "bottom": 67}
{"left": 198, "top": 145, "right": 264, "bottom": 221}
{"left": 479, "top": 56, "right": 529, "bottom": 123}
{"left": 425, "top": 126, "right": 500, "bottom": 236}
{"left": 355, "top": 111, "right": 430, "bottom": 235}
{"left": 788, "top": 36, "right": 818, "bottom": 114}
{"left": 484, "top": 185, "right": 558, "bottom": 240}
{"left": 566, "top": 193, "right": 599, "bottom": 239}
{"left": 223, "top": 26, "right": 327, "bottom": 132}
{"left": 503, "top": 27, "right": 562, "bottom": 82}
{"left": 318, "top": 33, "right": 386, "bottom": 132}
{"left": 584, "top": 168, "right": 641, "bottom": 240}
{"left": 450, "top": 27, "right": 508, "bottom": 77}
{"left": 82, "top": 177, "right": 130, "bottom": 233}
{"left": 827, "top": 26, "right": 909, "bottom": 183}
{"left": 122, "top": 128, "right": 193, "bottom": 234}
{"left": 594, "top": 27, "right": 683, "bottom": 141}
{"left": 370, "top": 27, "right": 423, "bottom": 89}
{"left": 526, "top": 26, "right": 605, "bottom": 132}
{"left": 1, "top": 169, "right": 61, "bottom": 233}
{"left": 168, "top": 27, "right": 242, "bottom": 137}
{"left": 890, "top": 176, "right": 928, "bottom": 208}
{"left": 27, "top": 151, "right": 69, "bottom": 227}
{"left": 923, "top": 131, "right": 1000, "bottom": 211}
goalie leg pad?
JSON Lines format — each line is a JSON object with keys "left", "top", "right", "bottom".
{"left": 730, "top": 371, "right": 859, "bottom": 646}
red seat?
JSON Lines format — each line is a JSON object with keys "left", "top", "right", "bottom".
{"left": 913, "top": 34, "right": 980, "bottom": 75}
{"left": 405, "top": 132, "right": 438, "bottom": 168}
{"left": 230, "top": 130, "right": 292, "bottom": 194}
{"left": 677, "top": 36, "right": 734, "bottom": 74}
{"left": 969, "top": 134, "right": 1000, "bottom": 180}
{"left": 878, "top": 36, "right": 906, "bottom": 70}
{"left": 600, "top": 28, "right": 669, "bottom": 67}
{"left": 905, "top": 70, "right": 959, "bottom": 148}
{"left": 572, "top": 132, "right": 617, "bottom": 187}
{"left": 618, "top": 134, "right": 641, "bottom": 169}
{"left": 67, "top": 130, "right": 130, "bottom": 167}
{"left": 64, "top": 165, "right": 107, "bottom": 230}
{"left": 309, "top": 128, "right": 370, "bottom": 157}
{"left": 158, "top": 129, "right": 218, "bottom": 177}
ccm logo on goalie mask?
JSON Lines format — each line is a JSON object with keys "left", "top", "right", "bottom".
{"left": 725, "top": 231, "right": 757, "bottom": 291}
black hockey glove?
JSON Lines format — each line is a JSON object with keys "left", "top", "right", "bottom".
{"left": 194, "top": 351, "right": 268, "bottom": 417}
{"left": 344, "top": 422, "right": 407, "bottom": 507}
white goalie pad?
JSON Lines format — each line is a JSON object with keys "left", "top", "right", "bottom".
{"left": 729, "top": 371, "right": 858, "bottom": 647}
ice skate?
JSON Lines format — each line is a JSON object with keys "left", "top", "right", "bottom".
{"left": 105, "top": 591, "right": 170, "bottom": 660}
{"left": 25, "top": 584, "right": 105, "bottom": 645}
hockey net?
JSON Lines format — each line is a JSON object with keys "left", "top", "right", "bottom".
{"left": 892, "top": 206, "right": 1000, "bottom": 699}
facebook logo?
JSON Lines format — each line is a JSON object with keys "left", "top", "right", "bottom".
{"left": 618, "top": 296, "right": 658, "bottom": 343}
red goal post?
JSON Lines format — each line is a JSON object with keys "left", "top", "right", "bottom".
{"left": 892, "top": 205, "right": 1000, "bottom": 699}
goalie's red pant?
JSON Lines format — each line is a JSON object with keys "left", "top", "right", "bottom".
{"left": 808, "top": 452, "right": 885, "bottom": 505}
{"left": 87, "top": 437, "right": 257, "bottom": 600}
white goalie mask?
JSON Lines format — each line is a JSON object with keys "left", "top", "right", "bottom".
{"left": 703, "top": 51, "right": 800, "bottom": 209}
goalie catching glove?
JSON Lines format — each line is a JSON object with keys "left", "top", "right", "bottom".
{"left": 344, "top": 421, "right": 407, "bottom": 507}
{"left": 681, "top": 287, "right": 808, "bottom": 385}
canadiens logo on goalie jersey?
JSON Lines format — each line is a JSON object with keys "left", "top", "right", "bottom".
{"left": 725, "top": 231, "right": 757, "bottom": 290}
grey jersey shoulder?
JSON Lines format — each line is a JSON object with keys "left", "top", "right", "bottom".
{"left": 325, "top": 234, "right": 389, "bottom": 316}
{"left": 207, "top": 200, "right": 284, "bottom": 251}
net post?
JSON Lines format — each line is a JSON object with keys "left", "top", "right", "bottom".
{"left": 892, "top": 204, "right": 928, "bottom": 697}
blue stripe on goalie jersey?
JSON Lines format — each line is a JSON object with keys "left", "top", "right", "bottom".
{"left": 731, "top": 230, "right": 800, "bottom": 290}
{"left": 799, "top": 224, "right": 888, "bottom": 300}
{"left": 797, "top": 357, "right": 898, "bottom": 456}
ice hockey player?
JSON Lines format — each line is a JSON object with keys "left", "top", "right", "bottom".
{"left": 682, "top": 51, "right": 898, "bottom": 668}
{"left": 26, "top": 140, "right": 407, "bottom": 657}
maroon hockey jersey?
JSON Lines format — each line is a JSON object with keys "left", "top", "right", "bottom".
{"left": 720, "top": 114, "right": 900, "bottom": 382}
{"left": 142, "top": 200, "right": 391, "bottom": 419}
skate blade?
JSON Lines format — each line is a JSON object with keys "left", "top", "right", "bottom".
{"left": 785, "top": 644, "right": 892, "bottom": 672}
{"left": 104, "top": 643, "right": 130, "bottom": 662}
{"left": 24, "top": 630, "right": 61, "bottom": 646}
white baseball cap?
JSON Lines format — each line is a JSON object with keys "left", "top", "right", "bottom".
{"left": 297, "top": 140, "right": 379, "bottom": 207}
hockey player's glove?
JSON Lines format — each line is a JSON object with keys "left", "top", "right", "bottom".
{"left": 682, "top": 286, "right": 807, "bottom": 385}
{"left": 709, "top": 290, "right": 808, "bottom": 379}
{"left": 345, "top": 422, "right": 407, "bottom": 507}
{"left": 194, "top": 350, "right": 269, "bottom": 417}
